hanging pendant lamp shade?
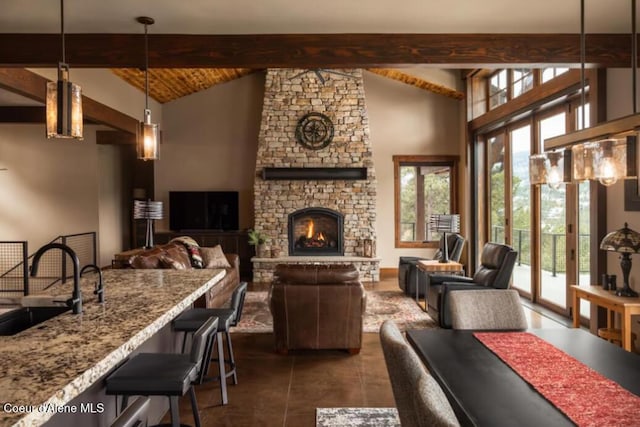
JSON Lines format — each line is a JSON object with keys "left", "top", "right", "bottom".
{"left": 139, "top": 109, "right": 159, "bottom": 160}
{"left": 529, "top": 150, "right": 571, "bottom": 188}
{"left": 136, "top": 16, "right": 159, "bottom": 161}
{"left": 571, "top": 142, "right": 598, "bottom": 181}
{"left": 46, "top": 0, "right": 83, "bottom": 140}
{"left": 593, "top": 138, "right": 628, "bottom": 187}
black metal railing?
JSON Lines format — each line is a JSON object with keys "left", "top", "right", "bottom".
{"left": 492, "top": 226, "right": 590, "bottom": 276}
{"left": 0, "top": 232, "right": 97, "bottom": 296}
{"left": 0, "top": 241, "right": 29, "bottom": 295}
{"left": 400, "top": 222, "right": 444, "bottom": 242}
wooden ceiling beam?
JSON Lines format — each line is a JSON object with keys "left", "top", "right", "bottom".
{"left": 0, "top": 68, "right": 138, "bottom": 134}
{"left": 0, "top": 33, "right": 633, "bottom": 68}
{"left": 96, "top": 130, "right": 136, "bottom": 145}
{"left": 0, "top": 106, "right": 45, "bottom": 123}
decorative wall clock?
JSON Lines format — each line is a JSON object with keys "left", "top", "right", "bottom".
{"left": 295, "top": 112, "right": 334, "bottom": 150}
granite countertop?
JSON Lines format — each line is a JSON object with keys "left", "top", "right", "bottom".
{"left": 0, "top": 268, "right": 226, "bottom": 427}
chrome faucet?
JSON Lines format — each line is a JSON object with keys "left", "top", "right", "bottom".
{"left": 31, "top": 243, "right": 82, "bottom": 315}
{"left": 80, "top": 264, "right": 104, "bottom": 303}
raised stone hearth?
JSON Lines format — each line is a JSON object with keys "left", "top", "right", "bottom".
{"left": 253, "top": 68, "right": 378, "bottom": 282}
{"left": 251, "top": 256, "right": 381, "bottom": 283}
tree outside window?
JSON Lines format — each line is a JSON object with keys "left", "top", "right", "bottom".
{"left": 394, "top": 155, "right": 458, "bottom": 248}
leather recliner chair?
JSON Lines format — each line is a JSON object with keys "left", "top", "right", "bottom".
{"left": 398, "top": 233, "right": 465, "bottom": 297}
{"left": 269, "top": 263, "right": 366, "bottom": 354}
{"left": 426, "top": 242, "right": 518, "bottom": 328}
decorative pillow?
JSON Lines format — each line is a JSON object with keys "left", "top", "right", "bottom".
{"left": 170, "top": 236, "right": 200, "bottom": 247}
{"left": 200, "top": 245, "right": 231, "bottom": 269}
{"left": 170, "top": 236, "right": 204, "bottom": 268}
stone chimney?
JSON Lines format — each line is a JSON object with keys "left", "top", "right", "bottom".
{"left": 253, "top": 68, "right": 378, "bottom": 281}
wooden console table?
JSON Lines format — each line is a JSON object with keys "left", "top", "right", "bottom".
{"left": 571, "top": 285, "right": 640, "bottom": 352}
{"left": 416, "top": 260, "right": 464, "bottom": 311}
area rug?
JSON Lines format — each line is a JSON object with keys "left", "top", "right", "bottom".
{"left": 234, "top": 289, "right": 436, "bottom": 333}
{"left": 316, "top": 407, "right": 400, "bottom": 427}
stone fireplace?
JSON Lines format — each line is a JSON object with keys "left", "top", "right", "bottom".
{"left": 253, "top": 68, "right": 378, "bottom": 281}
{"left": 288, "top": 207, "right": 344, "bottom": 256}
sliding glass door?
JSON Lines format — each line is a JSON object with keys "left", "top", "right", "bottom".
{"left": 486, "top": 123, "right": 532, "bottom": 295}
{"left": 488, "top": 134, "right": 506, "bottom": 245}
{"left": 538, "top": 112, "right": 567, "bottom": 308}
{"left": 510, "top": 125, "right": 532, "bottom": 295}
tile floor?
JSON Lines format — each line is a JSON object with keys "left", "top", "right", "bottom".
{"left": 173, "top": 277, "right": 566, "bottom": 427}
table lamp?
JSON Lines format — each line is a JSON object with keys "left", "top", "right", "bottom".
{"left": 600, "top": 222, "right": 640, "bottom": 297}
{"left": 134, "top": 199, "right": 163, "bottom": 249}
{"left": 429, "top": 214, "right": 460, "bottom": 263}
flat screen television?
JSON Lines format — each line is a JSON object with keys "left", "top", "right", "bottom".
{"left": 169, "top": 191, "right": 239, "bottom": 231}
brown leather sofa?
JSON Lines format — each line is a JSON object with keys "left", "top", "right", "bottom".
{"left": 116, "top": 242, "right": 240, "bottom": 308}
{"left": 268, "top": 264, "right": 366, "bottom": 354}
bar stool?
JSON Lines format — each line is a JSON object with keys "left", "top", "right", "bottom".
{"left": 173, "top": 282, "right": 248, "bottom": 405}
{"left": 109, "top": 397, "right": 150, "bottom": 427}
{"left": 105, "top": 317, "right": 218, "bottom": 427}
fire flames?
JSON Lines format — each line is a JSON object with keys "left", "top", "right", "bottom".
{"left": 301, "top": 220, "right": 327, "bottom": 247}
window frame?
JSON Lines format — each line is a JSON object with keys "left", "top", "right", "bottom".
{"left": 488, "top": 69, "right": 509, "bottom": 110}
{"left": 393, "top": 155, "right": 459, "bottom": 248}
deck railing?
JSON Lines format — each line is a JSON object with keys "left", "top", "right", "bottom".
{"left": 492, "top": 226, "right": 590, "bottom": 276}
{"left": 0, "top": 232, "right": 96, "bottom": 296}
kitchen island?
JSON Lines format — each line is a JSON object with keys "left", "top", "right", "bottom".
{"left": 0, "top": 268, "right": 226, "bottom": 427}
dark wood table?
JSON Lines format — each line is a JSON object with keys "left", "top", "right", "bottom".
{"left": 406, "top": 329, "right": 640, "bottom": 427}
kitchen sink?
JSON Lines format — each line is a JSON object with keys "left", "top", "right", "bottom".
{"left": 0, "top": 306, "right": 70, "bottom": 336}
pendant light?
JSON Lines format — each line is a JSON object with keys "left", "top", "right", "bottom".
{"left": 545, "top": 0, "right": 640, "bottom": 154}
{"left": 45, "top": 0, "right": 83, "bottom": 139}
{"left": 529, "top": 150, "right": 571, "bottom": 189}
{"left": 136, "top": 17, "right": 159, "bottom": 161}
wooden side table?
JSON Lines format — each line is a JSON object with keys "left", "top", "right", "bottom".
{"left": 416, "top": 260, "right": 464, "bottom": 312}
{"left": 571, "top": 284, "right": 640, "bottom": 352}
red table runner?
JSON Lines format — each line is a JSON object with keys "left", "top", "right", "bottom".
{"left": 474, "top": 332, "right": 640, "bottom": 427}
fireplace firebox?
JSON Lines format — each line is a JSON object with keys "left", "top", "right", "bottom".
{"left": 288, "top": 207, "right": 344, "bottom": 256}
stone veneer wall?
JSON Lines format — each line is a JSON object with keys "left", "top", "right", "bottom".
{"left": 253, "top": 68, "right": 377, "bottom": 281}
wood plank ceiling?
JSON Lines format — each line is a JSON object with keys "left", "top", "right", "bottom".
{"left": 110, "top": 68, "right": 255, "bottom": 103}
{"left": 110, "top": 66, "right": 464, "bottom": 103}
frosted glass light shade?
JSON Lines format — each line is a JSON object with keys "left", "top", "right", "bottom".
{"left": 45, "top": 65, "right": 83, "bottom": 139}
{"left": 572, "top": 142, "right": 599, "bottom": 181}
{"left": 529, "top": 150, "right": 569, "bottom": 188}
{"left": 546, "top": 151, "right": 564, "bottom": 189}
{"left": 594, "top": 138, "right": 626, "bottom": 186}
{"left": 137, "top": 109, "right": 159, "bottom": 161}
{"left": 529, "top": 154, "right": 548, "bottom": 185}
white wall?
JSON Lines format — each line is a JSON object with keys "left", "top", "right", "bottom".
{"left": 0, "top": 124, "right": 99, "bottom": 252}
{"left": 364, "top": 71, "right": 464, "bottom": 268}
{"left": 0, "top": 68, "right": 150, "bottom": 267}
{"left": 605, "top": 68, "right": 640, "bottom": 294}
{"left": 155, "top": 72, "right": 266, "bottom": 231}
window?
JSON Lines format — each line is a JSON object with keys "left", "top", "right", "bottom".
{"left": 541, "top": 67, "right": 569, "bottom": 83}
{"left": 393, "top": 155, "right": 458, "bottom": 248}
{"left": 512, "top": 68, "right": 534, "bottom": 98}
{"left": 489, "top": 70, "right": 508, "bottom": 110}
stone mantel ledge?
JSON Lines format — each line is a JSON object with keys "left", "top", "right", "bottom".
{"left": 252, "top": 256, "right": 380, "bottom": 282}
{"left": 251, "top": 256, "right": 381, "bottom": 263}
{"left": 0, "top": 268, "right": 226, "bottom": 427}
